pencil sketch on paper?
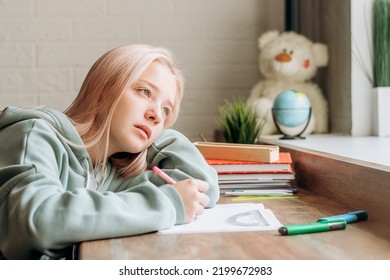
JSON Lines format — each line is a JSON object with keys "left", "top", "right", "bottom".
{"left": 226, "top": 210, "right": 269, "bottom": 227}
{"left": 158, "top": 203, "right": 281, "bottom": 234}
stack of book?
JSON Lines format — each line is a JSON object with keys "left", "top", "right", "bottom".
{"left": 194, "top": 142, "right": 296, "bottom": 196}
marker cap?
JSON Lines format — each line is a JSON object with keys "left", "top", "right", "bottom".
{"left": 317, "top": 210, "right": 368, "bottom": 224}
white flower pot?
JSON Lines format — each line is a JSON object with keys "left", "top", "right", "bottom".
{"left": 372, "top": 87, "right": 390, "bottom": 136}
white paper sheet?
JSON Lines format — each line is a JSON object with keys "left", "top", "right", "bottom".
{"left": 159, "top": 203, "right": 282, "bottom": 234}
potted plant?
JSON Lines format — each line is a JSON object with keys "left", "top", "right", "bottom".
{"left": 218, "top": 97, "right": 265, "bottom": 144}
{"left": 372, "top": 0, "right": 390, "bottom": 136}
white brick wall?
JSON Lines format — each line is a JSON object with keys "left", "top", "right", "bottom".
{"left": 0, "top": 0, "right": 283, "bottom": 141}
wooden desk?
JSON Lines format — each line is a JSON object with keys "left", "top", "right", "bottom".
{"left": 259, "top": 136, "right": 390, "bottom": 241}
{"left": 77, "top": 192, "right": 390, "bottom": 260}
{"left": 77, "top": 139, "right": 390, "bottom": 260}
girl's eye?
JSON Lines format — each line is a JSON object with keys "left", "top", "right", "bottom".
{"left": 139, "top": 88, "right": 151, "bottom": 97}
{"left": 162, "top": 107, "right": 171, "bottom": 116}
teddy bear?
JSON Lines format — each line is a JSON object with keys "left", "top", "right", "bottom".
{"left": 247, "top": 30, "right": 329, "bottom": 136}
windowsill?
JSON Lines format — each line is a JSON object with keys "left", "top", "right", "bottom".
{"left": 258, "top": 133, "right": 390, "bottom": 241}
{"left": 259, "top": 134, "right": 390, "bottom": 171}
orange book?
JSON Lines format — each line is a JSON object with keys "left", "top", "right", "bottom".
{"left": 193, "top": 142, "right": 279, "bottom": 163}
{"left": 206, "top": 152, "right": 293, "bottom": 174}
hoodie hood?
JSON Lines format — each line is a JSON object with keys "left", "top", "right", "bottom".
{"left": 0, "top": 106, "right": 90, "bottom": 163}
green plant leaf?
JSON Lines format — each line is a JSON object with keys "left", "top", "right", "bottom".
{"left": 218, "top": 97, "right": 265, "bottom": 144}
{"left": 374, "top": 0, "right": 390, "bottom": 86}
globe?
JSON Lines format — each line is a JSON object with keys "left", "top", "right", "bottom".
{"left": 272, "top": 89, "right": 311, "bottom": 138}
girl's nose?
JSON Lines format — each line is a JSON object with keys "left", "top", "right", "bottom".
{"left": 145, "top": 106, "right": 162, "bottom": 124}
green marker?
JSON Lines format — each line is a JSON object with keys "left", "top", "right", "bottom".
{"left": 278, "top": 220, "right": 347, "bottom": 235}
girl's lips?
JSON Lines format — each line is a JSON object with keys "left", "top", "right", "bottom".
{"left": 135, "top": 125, "right": 151, "bottom": 139}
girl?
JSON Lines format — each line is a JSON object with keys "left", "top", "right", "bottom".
{"left": 0, "top": 44, "right": 219, "bottom": 259}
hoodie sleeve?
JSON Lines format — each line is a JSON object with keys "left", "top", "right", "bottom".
{"left": 146, "top": 129, "right": 220, "bottom": 208}
{"left": 0, "top": 120, "right": 181, "bottom": 259}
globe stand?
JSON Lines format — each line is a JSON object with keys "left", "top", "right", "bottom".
{"left": 272, "top": 108, "right": 312, "bottom": 140}
{"left": 279, "top": 134, "right": 306, "bottom": 140}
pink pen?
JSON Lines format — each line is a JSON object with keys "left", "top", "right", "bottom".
{"left": 152, "top": 166, "right": 176, "bottom": 184}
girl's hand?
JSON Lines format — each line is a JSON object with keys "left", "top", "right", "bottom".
{"left": 173, "top": 179, "right": 210, "bottom": 223}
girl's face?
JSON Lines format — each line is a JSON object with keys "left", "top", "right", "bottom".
{"left": 109, "top": 61, "right": 177, "bottom": 156}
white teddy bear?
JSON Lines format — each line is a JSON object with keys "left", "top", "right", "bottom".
{"left": 247, "top": 30, "right": 329, "bottom": 136}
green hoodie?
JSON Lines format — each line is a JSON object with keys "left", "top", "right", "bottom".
{"left": 0, "top": 106, "right": 219, "bottom": 259}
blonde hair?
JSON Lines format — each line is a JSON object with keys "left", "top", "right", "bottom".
{"left": 65, "top": 44, "right": 184, "bottom": 179}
